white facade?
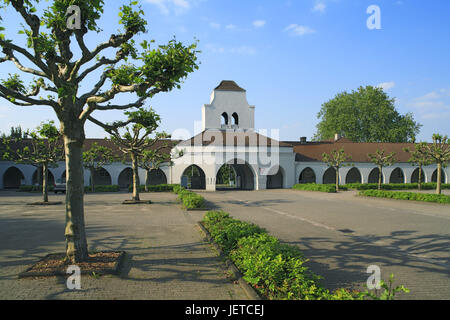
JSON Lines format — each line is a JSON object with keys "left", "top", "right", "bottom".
{"left": 0, "top": 81, "right": 448, "bottom": 190}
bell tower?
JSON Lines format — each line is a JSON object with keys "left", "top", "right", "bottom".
{"left": 202, "top": 80, "right": 255, "bottom": 131}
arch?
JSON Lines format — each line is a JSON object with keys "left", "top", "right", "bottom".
{"left": 182, "top": 165, "right": 206, "bottom": 190}
{"left": 216, "top": 164, "right": 237, "bottom": 190}
{"left": 390, "top": 168, "right": 405, "bottom": 184}
{"left": 411, "top": 168, "right": 425, "bottom": 184}
{"left": 221, "top": 112, "right": 229, "bottom": 125}
{"left": 266, "top": 166, "right": 284, "bottom": 189}
{"left": 93, "top": 167, "right": 112, "bottom": 185}
{"left": 345, "top": 167, "right": 362, "bottom": 184}
{"left": 118, "top": 168, "right": 133, "bottom": 188}
{"left": 323, "top": 167, "right": 336, "bottom": 184}
{"left": 368, "top": 168, "right": 384, "bottom": 184}
{"left": 3, "top": 166, "right": 25, "bottom": 189}
{"left": 216, "top": 159, "right": 255, "bottom": 190}
{"left": 432, "top": 168, "right": 446, "bottom": 183}
{"left": 299, "top": 167, "right": 316, "bottom": 184}
{"left": 32, "top": 168, "right": 55, "bottom": 186}
{"left": 148, "top": 168, "right": 167, "bottom": 185}
{"left": 232, "top": 112, "right": 239, "bottom": 126}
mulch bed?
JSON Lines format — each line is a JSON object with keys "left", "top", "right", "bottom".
{"left": 26, "top": 201, "right": 63, "bottom": 206}
{"left": 122, "top": 200, "right": 152, "bottom": 205}
{"left": 18, "top": 251, "right": 125, "bottom": 278}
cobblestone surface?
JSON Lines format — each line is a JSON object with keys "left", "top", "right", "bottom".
{"left": 0, "top": 191, "right": 248, "bottom": 300}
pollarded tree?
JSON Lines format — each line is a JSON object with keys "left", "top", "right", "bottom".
{"left": 99, "top": 108, "right": 170, "bottom": 201}
{"left": 368, "top": 149, "right": 397, "bottom": 190}
{"left": 140, "top": 148, "right": 172, "bottom": 192}
{"left": 420, "top": 134, "right": 450, "bottom": 195}
{"left": 322, "top": 148, "right": 352, "bottom": 191}
{"left": 2, "top": 120, "right": 64, "bottom": 202}
{"left": 0, "top": 1, "right": 199, "bottom": 262}
{"left": 82, "top": 142, "right": 115, "bottom": 193}
{"left": 404, "top": 142, "right": 432, "bottom": 191}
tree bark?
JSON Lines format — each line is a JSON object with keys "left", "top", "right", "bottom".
{"left": 378, "top": 166, "right": 383, "bottom": 190}
{"left": 335, "top": 167, "right": 339, "bottom": 192}
{"left": 436, "top": 162, "right": 442, "bottom": 195}
{"left": 145, "top": 169, "right": 150, "bottom": 192}
{"left": 418, "top": 165, "right": 422, "bottom": 191}
{"left": 62, "top": 123, "right": 89, "bottom": 263}
{"left": 131, "top": 153, "right": 140, "bottom": 201}
{"left": 42, "top": 162, "right": 48, "bottom": 203}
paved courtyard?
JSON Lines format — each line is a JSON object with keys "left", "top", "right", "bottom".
{"left": 0, "top": 191, "right": 248, "bottom": 300}
{"left": 189, "top": 189, "right": 450, "bottom": 300}
{"left": 0, "top": 189, "right": 449, "bottom": 300}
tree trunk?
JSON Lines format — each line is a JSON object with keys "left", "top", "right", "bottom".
{"left": 436, "top": 162, "right": 442, "bottom": 195}
{"left": 62, "top": 124, "right": 89, "bottom": 263}
{"left": 131, "top": 153, "right": 140, "bottom": 201}
{"left": 335, "top": 167, "right": 339, "bottom": 192}
{"left": 418, "top": 165, "right": 422, "bottom": 191}
{"left": 90, "top": 167, "right": 95, "bottom": 193}
{"left": 42, "top": 162, "right": 49, "bottom": 203}
{"left": 145, "top": 169, "right": 150, "bottom": 193}
{"left": 378, "top": 166, "right": 383, "bottom": 190}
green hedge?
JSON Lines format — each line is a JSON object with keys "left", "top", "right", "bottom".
{"left": 359, "top": 190, "right": 450, "bottom": 204}
{"left": 175, "top": 188, "right": 205, "bottom": 209}
{"left": 202, "top": 211, "right": 360, "bottom": 300}
{"left": 128, "top": 184, "right": 179, "bottom": 193}
{"left": 84, "top": 185, "right": 120, "bottom": 193}
{"left": 346, "top": 183, "right": 450, "bottom": 191}
{"left": 18, "top": 185, "right": 54, "bottom": 192}
{"left": 292, "top": 183, "right": 348, "bottom": 193}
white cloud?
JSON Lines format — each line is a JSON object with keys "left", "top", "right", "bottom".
{"left": 312, "top": 1, "right": 326, "bottom": 13}
{"left": 230, "top": 46, "right": 256, "bottom": 55}
{"left": 145, "top": 0, "right": 191, "bottom": 15}
{"left": 407, "top": 87, "right": 450, "bottom": 120}
{"left": 377, "top": 81, "right": 396, "bottom": 91}
{"left": 284, "top": 24, "right": 316, "bottom": 36}
{"left": 253, "top": 20, "right": 266, "bottom": 28}
{"left": 225, "top": 24, "right": 236, "bottom": 30}
{"left": 209, "top": 22, "right": 221, "bottom": 29}
{"left": 205, "top": 44, "right": 256, "bottom": 55}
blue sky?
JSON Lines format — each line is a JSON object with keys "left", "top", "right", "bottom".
{"left": 0, "top": 0, "right": 449, "bottom": 142}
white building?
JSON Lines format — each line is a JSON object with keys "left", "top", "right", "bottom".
{"left": 0, "top": 80, "right": 448, "bottom": 190}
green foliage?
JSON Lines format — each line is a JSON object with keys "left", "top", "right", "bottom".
{"left": 82, "top": 142, "right": 115, "bottom": 170}
{"left": 174, "top": 188, "right": 205, "bottom": 209}
{"left": 359, "top": 190, "right": 450, "bottom": 204}
{"left": 314, "top": 85, "right": 421, "bottom": 142}
{"left": 345, "top": 182, "right": 450, "bottom": 191}
{"left": 361, "top": 273, "right": 410, "bottom": 300}
{"left": 1, "top": 74, "right": 26, "bottom": 94}
{"left": 84, "top": 185, "right": 120, "bottom": 193}
{"left": 173, "top": 184, "right": 185, "bottom": 194}
{"left": 292, "top": 183, "right": 348, "bottom": 193}
{"left": 128, "top": 184, "right": 178, "bottom": 192}
{"left": 202, "top": 211, "right": 365, "bottom": 300}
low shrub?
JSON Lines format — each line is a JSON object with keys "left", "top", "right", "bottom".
{"left": 359, "top": 190, "right": 450, "bottom": 204}
{"left": 84, "top": 185, "right": 120, "bottom": 193}
{"left": 345, "top": 183, "right": 450, "bottom": 191}
{"left": 128, "top": 184, "right": 178, "bottom": 193}
{"left": 174, "top": 188, "right": 205, "bottom": 209}
{"left": 201, "top": 211, "right": 364, "bottom": 300}
{"left": 292, "top": 183, "right": 348, "bottom": 193}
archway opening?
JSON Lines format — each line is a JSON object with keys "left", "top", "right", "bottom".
{"left": 299, "top": 167, "right": 316, "bottom": 184}
{"left": 93, "top": 167, "right": 112, "bottom": 185}
{"left": 32, "top": 168, "right": 55, "bottom": 186}
{"left": 3, "top": 167, "right": 25, "bottom": 189}
{"left": 368, "top": 168, "right": 384, "bottom": 184}
{"left": 118, "top": 168, "right": 133, "bottom": 189}
{"left": 266, "top": 166, "right": 284, "bottom": 189}
{"left": 182, "top": 165, "right": 206, "bottom": 190}
{"left": 216, "top": 164, "right": 237, "bottom": 190}
{"left": 232, "top": 112, "right": 239, "bottom": 126}
{"left": 323, "top": 167, "right": 336, "bottom": 184}
{"left": 390, "top": 168, "right": 405, "bottom": 184}
{"left": 216, "top": 159, "right": 255, "bottom": 190}
{"left": 221, "top": 112, "right": 229, "bottom": 125}
{"left": 148, "top": 169, "right": 167, "bottom": 185}
{"left": 411, "top": 168, "right": 425, "bottom": 184}
{"left": 432, "top": 168, "right": 446, "bottom": 183}
{"left": 345, "top": 167, "right": 362, "bottom": 184}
